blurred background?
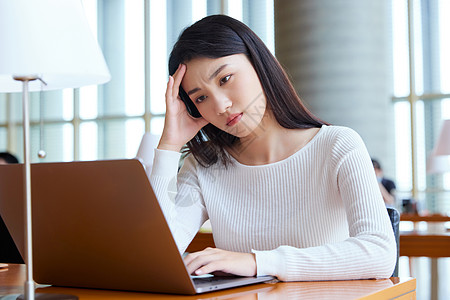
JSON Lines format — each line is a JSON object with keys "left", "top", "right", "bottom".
{"left": 0, "top": 1, "right": 449, "bottom": 298}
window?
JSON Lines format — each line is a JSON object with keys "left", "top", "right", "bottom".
{"left": 392, "top": 0, "right": 450, "bottom": 213}
{"left": 0, "top": 0, "right": 274, "bottom": 163}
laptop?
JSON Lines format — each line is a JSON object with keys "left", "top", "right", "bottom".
{"left": 0, "top": 159, "right": 274, "bottom": 294}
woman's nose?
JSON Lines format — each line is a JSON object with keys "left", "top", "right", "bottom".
{"left": 214, "top": 96, "right": 232, "bottom": 115}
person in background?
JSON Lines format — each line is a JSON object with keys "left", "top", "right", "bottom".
{"left": 0, "top": 152, "right": 19, "bottom": 165}
{"left": 372, "top": 159, "right": 396, "bottom": 206}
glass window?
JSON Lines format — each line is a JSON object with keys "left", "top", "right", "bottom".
{"left": 394, "top": 101, "right": 412, "bottom": 194}
{"left": 392, "top": 0, "right": 410, "bottom": 97}
{"left": 80, "top": 121, "right": 98, "bottom": 161}
{"left": 439, "top": 0, "right": 450, "bottom": 93}
{"left": 80, "top": 86, "right": 98, "bottom": 120}
{"left": 8, "top": 93, "right": 22, "bottom": 124}
{"left": 0, "top": 127, "right": 6, "bottom": 151}
{"left": 96, "top": 119, "right": 143, "bottom": 160}
{"left": 125, "top": 118, "right": 145, "bottom": 157}
{"left": 37, "top": 90, "right": 73, "bottom": 122}
{"left": 80, "top": 0, "right": 98, "bottom": 120}
{"left": 392, "top": 0, "right": 450, "bottom": 214}
{"left": 150, "top": 117, "right": 165, "bottom": 135}
{"left": 12, "top": 124, "right": 73, "bottom": 163}
{"left": 149, "top": 0, "right": 167, "bottom": 115}
{"left": 0, "top": 94, "right": 6, "bottom": 123}
{"left": 227, "top": 0, "right": 243, "bottom": 21}
{"left": 125, "top": 0, "right": 145, "bottom": 117}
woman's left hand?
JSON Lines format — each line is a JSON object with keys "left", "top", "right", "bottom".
{"left": 184, "top": 248, "right": 257, "bottom": 277}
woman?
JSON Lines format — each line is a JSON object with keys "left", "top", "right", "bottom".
{"left": 149, "top": 15, "right": 396, "bottom": 281}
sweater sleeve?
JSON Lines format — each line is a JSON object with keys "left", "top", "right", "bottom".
{"left": 252, "top": 129, "right": 397, "bottom": 281}
{"left": 150, "top": 149, "right": 208, "bottom": 253}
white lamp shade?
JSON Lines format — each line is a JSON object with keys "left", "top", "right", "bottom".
{"left": 0, "top": 0, "right": 110, "bottom": 92}
{"left": 434, "top": 119, "right": 450, "bottom": 156}
{"left": 426, "top": 154, "right": 450, "bottom": 174}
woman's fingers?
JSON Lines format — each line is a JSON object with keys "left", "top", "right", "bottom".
{"left": 184, "top": 248, "right": 257, "bottom": 277}
{"left": 184, "top": 248, "right": 220, "bottom": 275}
{"left": 165, "top": 64, "right": 185, "bottom": 104}
{"left": 165, "top": 75, "right": 174, "bottom": 102}
{"left": 184, "top": 247, "right": 212, "bottom": 265}
{"left": 172, "top": 64, "right": 186, "bottom": 96}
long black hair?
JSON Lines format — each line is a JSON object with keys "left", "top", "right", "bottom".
{"left": 169, "top": 15, "right": 327, "bottom": 167}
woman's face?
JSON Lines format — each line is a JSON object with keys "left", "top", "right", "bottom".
{"left": 181, "top": 54, "right": 267, "bottom": 138}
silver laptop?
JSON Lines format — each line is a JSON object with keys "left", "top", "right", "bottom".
{"left": 0, "top": 159, "right": 273, "bottom": 294}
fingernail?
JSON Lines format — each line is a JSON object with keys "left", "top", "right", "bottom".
{"left": 195, "top": 269, "right": 203, "bottom": 275}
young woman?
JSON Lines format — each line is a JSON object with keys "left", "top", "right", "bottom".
{"left": 148, "top": 15, "right": 396, "bottom": 281}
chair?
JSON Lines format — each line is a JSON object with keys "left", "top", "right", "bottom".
{"left": 387, "top": 207, "right": 400, "bottom": 277}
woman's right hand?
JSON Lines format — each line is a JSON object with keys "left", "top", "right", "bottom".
{"left": 158, "top": 64, "right": 209, "bottom": 152}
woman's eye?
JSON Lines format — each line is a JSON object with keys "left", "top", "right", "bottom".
{"left": 220, "top": 75, "right": 231, "bottom": 85}
{"left": 196, "top": 95, "right": 207, "bottom": 103}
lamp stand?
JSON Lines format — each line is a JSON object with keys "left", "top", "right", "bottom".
{"left": 11, "top": 76, "right": 78, "bottom": 300}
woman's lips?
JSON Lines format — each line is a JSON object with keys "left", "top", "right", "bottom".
{"left": 226, "top": 113, "right": 243, "bottom": 126}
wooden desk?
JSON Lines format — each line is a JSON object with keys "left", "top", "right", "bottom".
{"left": 400, "top": 213, "right": 450, "bottom": 223}
{"left": 0, "top": 264, "right": 415, "bottom": 300}
{"left": 400, "top": 231, "right": 450, "bottom": 257}
{"left": 399, "top": 215, "right": 450, "bottom": 299}
{"left": 399, "top": 213, "right": 450, "bottom": 257}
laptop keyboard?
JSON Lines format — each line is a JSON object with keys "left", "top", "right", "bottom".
{"left": 193, "top": 276, "right": 240, "bottom": 284}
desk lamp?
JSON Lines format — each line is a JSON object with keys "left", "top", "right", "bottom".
{"left": 0, "top": 1, "right": 111, "bottom": 299}
{"left": 427, "top": 119, "right": 450, "bottom": 174}
{"left": 434, "top": 119, "right": 450, "bottom": 157}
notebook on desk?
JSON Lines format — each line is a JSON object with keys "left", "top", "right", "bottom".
{"left": 0, "top": 159, "right": 273, "bottom": 294}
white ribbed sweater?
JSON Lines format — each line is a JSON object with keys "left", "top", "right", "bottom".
{"left": 149, "top": 125, "right": 396, "bottom": 281}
